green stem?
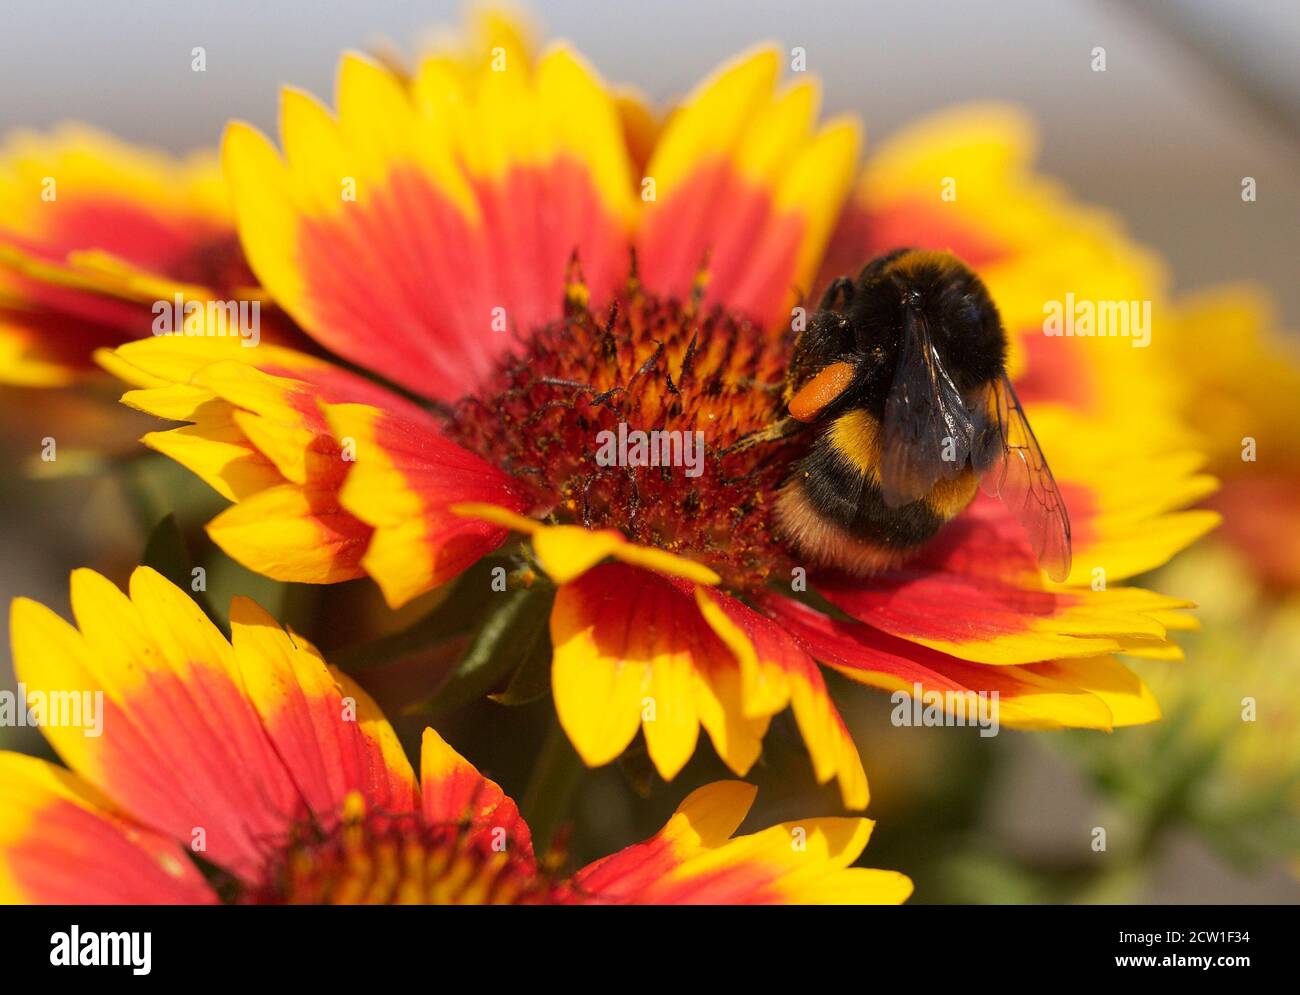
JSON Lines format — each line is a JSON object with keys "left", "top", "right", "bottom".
{"left": 521, "top": 717, "right": 585, "bottom": 857}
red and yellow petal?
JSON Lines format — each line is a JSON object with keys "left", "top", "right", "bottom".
{"left": 614, "top": 88, "right": 662, "bottom": 180}
{"left": 420, "top": 728, "right": 534, "bottom": 864}
{"left": 205, "top": 482, "right": 372, "bottom": 583}
{"left": 0, "top": 305, "right": 113, "bottom": 386}
{"left": 1032, "top": 408, "right": 1220, "bottom": 585}
{"left": 571, "top": 781, "right": 910, "bottom": 904}
{"left": 230, "top": 597, "right": 418, "bottom": 816}
{"left": 812, "top": 500, "right": 1192, "bottom": 667}
{"left": 9, "top": 567, "right": 419, "bottom": 884}
{"left": 323, "top": 403, "right": 529, "bottom": 608}
{"left": 1024, "top": 656, "right": 1161, "bottom": 727}
{"left": 457, "top": 506, "right": 865, "bottom": 802}
{"left": 549, "top": 563, "right": 768, "bottom": 781}
{"left": 103, "top": 334, "right": 527, "bottom": 602}
{"left": 162, "top": 357, "right": 372, "bottom": 538}
{"left": 695, "top": 586, "right": 868, "bottom": 809}
{"left": 636, "top": 47, "right": 860, "bottom": 329}
{"left": 0, "top": 125, "right": 228, "bottom": 259}
{"left": 10, "top": 568, "right": 304, "bottom": 877}
{"left": 452, "top": 502, "right": 720, "bottom": 586}
{"left": 0, "top": 752, "right": 216, "bottom": 904}
{"left": 762, "top": 594, "right": 1159, "bottom": 731}
{"left": 223, "top": 44, "right": 636, "bottom": 401}
{"left": 412, "top": 3, "right": 539, "bottom": 79}
{"left": 103, "top": 339, "right": 388, "bottom": 583}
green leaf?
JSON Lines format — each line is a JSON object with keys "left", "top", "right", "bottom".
{"left": 141, "top": 514, "right": 218, "bottom": 623}
{"left": 490, "top": 621, "right": 553, "bottom": 706}
{"left": 141, "top": 513, "right": 190, "bottom": 586}
{"left": 333, "top": 556, "right": 511, "bottom": 672}
{"left": 407, "top": 583, "right": 554, "bottom": 716}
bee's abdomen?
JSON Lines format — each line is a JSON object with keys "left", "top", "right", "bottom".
{"left": 774, "top": 411, "right": 979, "bottom": 574}
{"left": 796, "top": 437, "right": 946, "bottom": 548}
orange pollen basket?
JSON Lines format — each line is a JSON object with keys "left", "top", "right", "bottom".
{"left": 447, "top": 267, "right": 812, "bottom": 590}
{"left": 246, "top": 808, "right": 566, "bottom": 905}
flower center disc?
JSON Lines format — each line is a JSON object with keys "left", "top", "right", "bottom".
{"left": 248, "top": 811, "right": 558, "bottom": 905}
{"left": 449, "top": 278, "right": 810, "bottom": 590}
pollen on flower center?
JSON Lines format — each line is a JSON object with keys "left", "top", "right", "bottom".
{"left": 447, "top": 272, "right": 811, "bottom": 590}
{"left": 245, "top": 801, "right": 559, "bottom": 905}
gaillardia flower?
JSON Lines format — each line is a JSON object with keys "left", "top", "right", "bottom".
{"left": 0, "top": 125, "right": 298, "bottom": 386}
{"left": 1156, "top": 288, "right": 1300, "bottom": 592}
{"left": 91, "top": 32, "right": 1217, "bottom": 808}
{"left": 0, "top": 568, "right": 911, "bottom": 905}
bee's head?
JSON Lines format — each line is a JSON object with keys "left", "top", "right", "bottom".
{"left": 851, "top": 248, "right": 1007, "bottom": 393}
{"left": 787, "top": 249, "right": 1007, "bottom": 424}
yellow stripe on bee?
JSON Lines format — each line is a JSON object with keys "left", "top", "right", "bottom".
{"left": 925, "top": 470, "right": 980, "bottom": 519}
{"left": 885, "top": 248, "right": 964, "bottom": 279}
{"left": 827, "top": 409, "right": 881, "bottom": 478}
{"left": 829, "top": 408, "right": 978, "bottom": 518}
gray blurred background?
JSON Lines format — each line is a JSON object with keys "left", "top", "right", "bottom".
{"left": 1, "top": 0, "right": 1297, "bottom": 904}
{"left": 2, "top": 0, "right": 1297, "bottom": 322}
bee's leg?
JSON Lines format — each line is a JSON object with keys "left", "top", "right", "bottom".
{"left": 721, "top": 416, "right": 806, "bottom": 455}
{"left": 818, "top": 275, "right": 856, "bottom": 313}
{"left": 785, "top": 308, "right": 855, "bottom": 401}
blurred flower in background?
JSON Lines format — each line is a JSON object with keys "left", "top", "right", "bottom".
{"left": 0, "top": 128, "right": 236, "bottom": 387}
{"left": 1162, "top": 289, "right": 1300, "bottom": 592}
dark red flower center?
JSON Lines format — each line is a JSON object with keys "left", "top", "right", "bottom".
{"left": 245, "top": 805, "right": 562, "bottom": 905}
{"left": 448, "top": 272, "right": 811, "bottom": 590}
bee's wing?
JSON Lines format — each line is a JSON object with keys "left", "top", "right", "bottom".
{"left": 878, "top": 310, "right": 980, "bottom": 507}
{"left": 973, "top": 373, "right": 1073, "bottom": 581}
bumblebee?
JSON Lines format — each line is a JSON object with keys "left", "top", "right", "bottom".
{"left": 773, "top": 248, "right": 1072, "bottom": 580}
